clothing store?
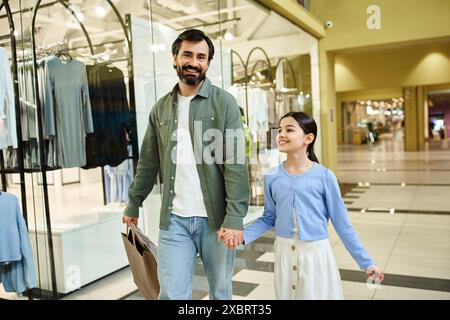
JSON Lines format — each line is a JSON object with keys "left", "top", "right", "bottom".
{"left": 0, "top": 0, "right": 321, "bottom": 299}
{"left": 341, "top": 98, "right": 405, "bottom": 145}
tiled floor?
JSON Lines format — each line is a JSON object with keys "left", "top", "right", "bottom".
{"left": 3, "top": 139, "right": 450, "bottom": 300}
{"left": 124, "top": 139, "right": 450, "bottom": 300}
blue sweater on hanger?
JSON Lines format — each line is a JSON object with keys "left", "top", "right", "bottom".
{"left": 0, "top": 192, "right": 36, "bottom": 293}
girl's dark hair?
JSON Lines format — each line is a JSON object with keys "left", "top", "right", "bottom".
{"left": 280, "top": 112, "right": 319, "bottom": 163}
{"left": 172, "top": 29, "right": 215, "bottom": 62}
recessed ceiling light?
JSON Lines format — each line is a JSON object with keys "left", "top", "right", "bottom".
{"left": 224, "top": 31, "right": 234, "bottom": 41}
{"left": 96, "top": 6, "right": 107, "bottom": 17}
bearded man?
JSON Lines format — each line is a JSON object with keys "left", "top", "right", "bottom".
{"left": 122, "top": 29, "right": 249, "bottom": 300}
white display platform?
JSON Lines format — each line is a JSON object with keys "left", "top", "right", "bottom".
{"left": 28, "top": 207, "right": 130, "bottom": 295}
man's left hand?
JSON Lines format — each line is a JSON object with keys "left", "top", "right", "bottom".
{"left": 217, "top": 227, "right": 243, "bottom": 249}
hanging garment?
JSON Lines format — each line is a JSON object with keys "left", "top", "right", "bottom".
{"left": 0, "top": 47, "right": 18, "bottom": 150}
{"left": 104, "top": 146, "right": 134, "bottom": 204}
{"left": 17, "top": 61, "right": 38, "bottom": 142}
{"left": 43, "top": 56, "right": 94, "bottom": 168}
{"left": 227, "top": 85, "right": 247, "bottom": 118}
{"left": 244, "top": 87, "right": 269, "bottom": 134}
{"left": 84, "top": 63, "right": 131, "bottom": 168}
{"left": 120, "top": 147, "right": 134, "bottom": 203}
{"left": 0, "top": 192, "right": 36, "bottom": 293}
{"left": 227, "top": 85, "right": 270, "bottom": 133}
{"left": 266, "top": 89, "right": 276, "bottom": 128}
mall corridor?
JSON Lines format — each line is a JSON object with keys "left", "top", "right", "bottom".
{"left": 121, "top": 139, "right": 450, "bottom": 300}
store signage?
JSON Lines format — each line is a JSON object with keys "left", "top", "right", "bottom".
{"left": 367, "top": 5, "right": 381, "bottom": 30}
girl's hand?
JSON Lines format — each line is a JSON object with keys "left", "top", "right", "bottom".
{"left": 217, "top": 227, "right": 243, "bottom": 249}
{"left": 365, "top": 265, "right": 384, "bottom": 282}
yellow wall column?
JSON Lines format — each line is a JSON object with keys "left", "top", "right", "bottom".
{"left": 404, "top": 87, "right": 418, "bottom": 151}
{"left": 417, "top": 86, "right": 427, "bottom": 151}
{"left": 319, "top": 47, "right": 337, "bottom": 171}
{"left": 404, "top": 86, "right": 427, "bottom": 151}
{"left": 336, "top": 96, "right": 343, "bottom": 144}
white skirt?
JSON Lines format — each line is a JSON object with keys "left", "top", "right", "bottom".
{"left": 274, "top": 236, "right": 343, "bottom": 300}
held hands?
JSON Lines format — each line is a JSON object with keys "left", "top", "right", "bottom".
{"left": 217, "top": 227, "right": 243, "bottom": 250}
{"left": 365, "top": 265, "right": 385, "bottom": 282}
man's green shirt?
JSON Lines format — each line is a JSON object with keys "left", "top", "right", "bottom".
{"left": 124, "top": 78, "right": 250, "bottom": 230}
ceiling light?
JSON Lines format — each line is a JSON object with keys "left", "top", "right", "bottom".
{"left": 150, "top": 44, "right": 158, "bottom": 52}
{"left": 224, "top": 31, "right": 234, "bottom": 41}
{"left": 96, "top": 5, "right": 107, "bottom": 17}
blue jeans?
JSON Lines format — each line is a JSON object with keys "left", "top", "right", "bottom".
{"left": 157, "top": 214, "right": 235, "bottom": 300}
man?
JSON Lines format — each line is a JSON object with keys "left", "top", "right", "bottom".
{"left": 123, "top": 29, "right": 249, "bottom": 300}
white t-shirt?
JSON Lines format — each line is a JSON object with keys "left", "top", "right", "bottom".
{"left": 172, "top": 93, "right": 208, "bottom": 218}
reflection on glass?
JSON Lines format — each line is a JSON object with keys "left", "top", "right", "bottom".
{"left": 1, "top": 0, "right": 320, "bottom": 299}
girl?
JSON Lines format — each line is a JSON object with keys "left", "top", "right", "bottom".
{"left": 234, "top": 112, "right": 383, "bottom": 299}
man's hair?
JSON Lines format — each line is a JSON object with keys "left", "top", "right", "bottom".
{"left": 172, "top": 29, "right": 215, "bottom": 62}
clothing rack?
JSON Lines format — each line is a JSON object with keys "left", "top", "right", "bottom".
{"left": 0, "top": 0, "right": 31, "bottom": 300}
{"left": 230, "top": 47, "right": 302, "bottom": 206}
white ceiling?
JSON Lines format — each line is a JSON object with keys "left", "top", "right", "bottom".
{"left": 0, "top": 0, "right": 311, "bottom": 63}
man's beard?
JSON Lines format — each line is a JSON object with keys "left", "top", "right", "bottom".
{"left": 176, "top": 64, "right": 206, "bottom": 86}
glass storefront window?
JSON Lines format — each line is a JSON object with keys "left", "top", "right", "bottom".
{"left": 1, "top": 0, "right": 320, "bottom": 299}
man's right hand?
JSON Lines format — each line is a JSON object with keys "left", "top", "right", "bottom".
{"left": 122, "top": 216, "right": 138, "bottom": 226}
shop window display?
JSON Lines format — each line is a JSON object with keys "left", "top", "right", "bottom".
{"left": 0, "top": 0, "right": 320, "bottom": 299}
{"left": 342, "top": 98, "right": 405, "bottom": 145}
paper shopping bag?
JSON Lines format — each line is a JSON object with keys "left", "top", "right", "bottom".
{"left": 121, "top": 225, "right": 160, "bottom": 299}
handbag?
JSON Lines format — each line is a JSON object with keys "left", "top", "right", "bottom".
{"left": 121, "top": 224, "right": 160, "bottom": 299}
